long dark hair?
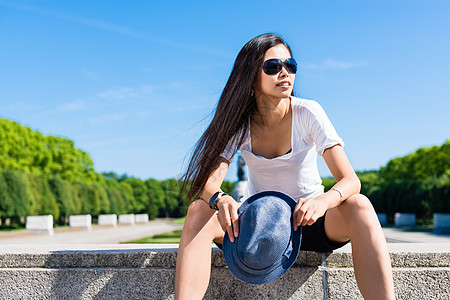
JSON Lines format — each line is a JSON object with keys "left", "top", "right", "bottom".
{"left": 181, "top": 33, "right": 294, "bottom": 201}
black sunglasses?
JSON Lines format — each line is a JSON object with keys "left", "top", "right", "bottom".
{"left": 262, "top": 58, "right": 297, "bottom": 75}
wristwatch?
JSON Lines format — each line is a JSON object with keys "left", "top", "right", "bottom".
{"left": 209, "top": 191, "right": 228, "bottom": 210}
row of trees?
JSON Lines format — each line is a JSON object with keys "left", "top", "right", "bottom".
{"left": 0, "top": 168, "right": 168, "bottom": 225}
{"left": 0, "top": 167, "right": 235, "bottom": 226}
{"left": 323, "top": 140, "right": 450, "bottom": 219}
{"left": 0, "top": 118, "right": 448, "bottom": 225}
{"left": 0, "top": 118, "right": 236, "bottom": 226}
{"left": 0, "top": 119, "right": 99, "bottom": 183}
{"left": 363, "top": 174, "right": 450, "bottom": 218}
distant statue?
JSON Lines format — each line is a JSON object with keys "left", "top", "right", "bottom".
{"left": 237, "top": 154, "right": 247, "bottom": 181}
{"left": 232, "top": 154, "right": 248, "bottom": 202}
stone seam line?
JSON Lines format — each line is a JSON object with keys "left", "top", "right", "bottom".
{"left": 320, "top": 252, "right": 329, "bottom": 300}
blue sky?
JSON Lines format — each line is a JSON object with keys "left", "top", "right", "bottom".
{"left": 0, "top": 0, "right": 449, "bottom": 182}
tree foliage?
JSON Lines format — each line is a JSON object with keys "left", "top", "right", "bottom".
{"left": 363, "top": 140, "right": 450, "bottom": 217}
{"left": 380, "top": 140, "right": 450, "bottom": 182}
{"left": 0, "top": 119, "right": 99, "bottom": 183}
{"left": 0, "top": 117, "right": 448, "bottom": 226}
{"left": 321, "top": 140, "right": 450, "bottom": 218}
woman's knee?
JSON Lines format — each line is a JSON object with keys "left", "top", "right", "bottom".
{"left": 186, "top": 199, "right": 207, "bottom": 217}
{"left": 183, "top": 200, "right": 217, "bottom": 234}
{"left": 340, "top": 194, "right": 375, "bottom": 216}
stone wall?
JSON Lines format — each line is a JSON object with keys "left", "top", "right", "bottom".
{"left": 0, "top": 243, "right": 449, "bottom": 299}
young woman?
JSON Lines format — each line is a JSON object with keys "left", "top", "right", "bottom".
{"left": 175, "top": 33, "right": 395, "bottom": 300}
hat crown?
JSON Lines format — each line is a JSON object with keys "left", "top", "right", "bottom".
{"left": 222, "top": 190, "right": 301, "bottom": 285}
{"left": 236, "top": 197, "right": 292, "bottom": 270}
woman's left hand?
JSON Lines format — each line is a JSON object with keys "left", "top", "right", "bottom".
{"left": 292, "top": 198, "right": 328, "bottom": 231}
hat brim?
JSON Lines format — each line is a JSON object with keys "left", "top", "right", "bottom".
{"left": 223, "top": 190, "right": 302, "bottom": 285}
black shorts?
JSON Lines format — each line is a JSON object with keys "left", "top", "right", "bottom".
{"left": 300, "top": 212, "right": 349, "bottom": 252}
{"left": 214, "top": 212, "right": 349, "bottom": 253}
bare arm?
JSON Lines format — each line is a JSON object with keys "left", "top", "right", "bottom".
{"left": 199, "top": 160, "right": 230, "bottom": 204}
{"left": 199, "top": 159, "right": 241, "bottom": 242}
{"left": 293, "top": 144, "right": 360, "bottom": 229}
{"left": 318, "top": 144, "right": 361, "bottom": 209}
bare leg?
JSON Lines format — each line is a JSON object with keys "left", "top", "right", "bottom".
{"left": 324, "top": 194, "right": 395, "bottom": 300}
{"left": 175, "top": 200, "right": 225, "bottom": 300}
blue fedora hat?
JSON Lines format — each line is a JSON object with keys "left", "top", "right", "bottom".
{"left": 223, "top": 190, "right": 302, "bottom": 285}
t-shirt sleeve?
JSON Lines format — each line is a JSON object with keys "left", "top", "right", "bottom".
{"left": 301, "top": 100, "right": 344, "bottom": 156}
{"left": 220, "top": 137, "right": 237, "bottom": 162}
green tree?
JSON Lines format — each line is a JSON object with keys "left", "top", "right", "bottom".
{"left": 119, "top": 181, "right": 133, "bottom": 213}
{"left": 2, "top": 169, "right": 34, "bottom": 223}
{"left": 123, "top": 178, "right": 148, "bottom": 213}
{"left": 321, "top": 177, "right": 337, "bottom": 192}
{"left": 72, "top": 182, "right": 89, "bottom": 214}
{"left": 0, "top": 118, "right": 100, "bottom": 183}
{"left": 87, "top": 185, "right": 102, "bottom": 216}
{"left": 146, "top": 178, "right": 166, "bottom": 218}
{"left": 38, "top": 176, "right": 59, "bottom": 218}
{"left": 160, "top": 179, "right": 180, "bottom": 218}
{"left": 48, "top": 176, "right": 75, "bottom": 224}
{"left": 220, "top": 180, "right": 236, "bottom": 195}
{"left": 0, "top": 170, "right": 14, "bottom": 219}
{"left": 380, "top": 140, "right": 450, "bottom": 182}
{"left": 431, "top": 174, "right": 450, "bottom": 213}
{"left": 102, "top": 177, "right": 128, "bottom": 214}
{"left": 93, "top": 183, "right": 110, "bottom": 214}
{"left": 106, "top": 187, "right": 127, "bottom": 215}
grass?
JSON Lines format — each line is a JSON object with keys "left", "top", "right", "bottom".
{"left": 402, "top": 225, "right": 434, "bottom": 232}
{"left": 0, "top": 226, "right": 26, "bottom": 232}
{"left": 122, "top": 217, "right": 185, "bottom": 244}
{"left": 123, "top": 229, "right": 183, "bottom": 244}
{"left": 173, "top": 216, "right": 186, "bottom": 224}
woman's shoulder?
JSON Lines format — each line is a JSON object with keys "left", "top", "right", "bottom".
{"left": 291, "top": 97, "right": 324, "bottom": 114}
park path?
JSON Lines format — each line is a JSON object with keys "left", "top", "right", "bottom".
{"left": 383, "top": 227, "right": 450, "bottom": 243}
{"left": 0, "top": 220, "right": 449, "bottom": 245}
{"left": 0, "top": 219, "right": 183, "bottom": 244}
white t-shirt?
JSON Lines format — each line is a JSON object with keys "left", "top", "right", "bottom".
{"left": 221, "top": 97, "right": 344, "bottom": 202}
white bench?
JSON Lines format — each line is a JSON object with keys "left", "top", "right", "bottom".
{"left": 377, "top": 213, "right": 388, "bottom": 226}
{"left": 135, "top": 214, "right": 149, "bottom": 224}
{"left": 118, "top": 214, "right": 135, "bottom": 225}
{"left": 25, "top": 215, "right": 54, "bottom": 235}
{"left": 434, "top": 213, "right": 450, "bottom": 232}
{"left": 69, "top": 215, "right": 92, "bottom": 231}
{"left": 395, "top": 213, "right": 416, "bottom": 227}
{"left": 98, "top": 214, "right": 117, "bottom": 227}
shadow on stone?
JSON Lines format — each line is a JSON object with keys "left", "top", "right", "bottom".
{"left": 46, "top": 248, "right": 177, "bottom": 300}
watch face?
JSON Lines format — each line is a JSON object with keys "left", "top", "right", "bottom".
{"left": 209, "top": 192, "right": 220, "bottom": 205}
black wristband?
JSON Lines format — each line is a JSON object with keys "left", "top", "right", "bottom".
{"left": 209, "top": 191, "right": 227, "bottom": 210}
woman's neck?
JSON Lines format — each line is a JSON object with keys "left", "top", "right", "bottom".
{"left": 253, "top": 96, "right": 291, "bottom": 128}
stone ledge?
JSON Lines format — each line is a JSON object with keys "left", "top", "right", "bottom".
{"left": 1, "top": 243, "right": 449, "bottom": 268}
{"left": 0, "top": 243, "right": 449, "bottom": 299}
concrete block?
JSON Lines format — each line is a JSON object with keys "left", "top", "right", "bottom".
{"left": 434, "top": 213, "right": 450, "bottom": 233}
{"left": 327, "top": 268, "right": 363, "bottom": 299}
{"left": 392, "top": 268, "right": 450, "bottom": 299}
{"left": 204, "top": 267, "right": 323, "bottom": 300}
{"left": 327, "top": 267, "right": 450, "bottom": 299}
{"left": 25, "top": 215, "right": 53, "bottom": 235}
{"left": 0, "top": 268, "right": 177, "bottom": 300}
{"left": 118, "top": 214, "right": 135, "bottom": 225}
{"left": 377, "top": 213, "right": 388, "bottom": 226}
{"left": 0, "top": 243, "right": 449, "bottom": 299}
{"left": 135, "top": 214, "right": 149, "bottom": 224}
{"left": 395, "top": 213, "right": 416, "bottom": 227}
{"left": 98, "top": 214, "right": 117, "bottom": 227}
{"left": 69, "top": 215, "right": 92, "bottom": 230}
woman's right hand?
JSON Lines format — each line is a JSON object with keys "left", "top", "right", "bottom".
{"left": 216, "top": 195, "right": 240, "bottom": 243}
